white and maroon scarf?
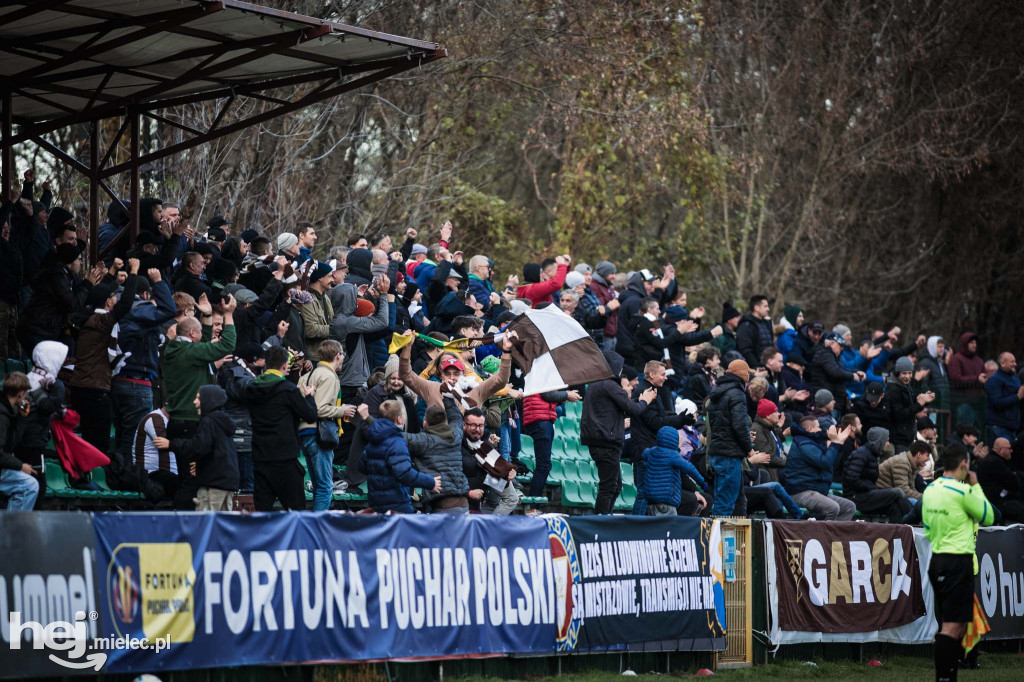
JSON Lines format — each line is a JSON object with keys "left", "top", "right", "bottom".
{"left": 465, "top": 439, "right": 514, "bottom": 480}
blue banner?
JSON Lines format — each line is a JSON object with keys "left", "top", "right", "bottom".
{"left": 91, "top": 513, "right": 557, "bottom": 672}
{"left": 546, "top": 515, "right": 727, "bottom": 652}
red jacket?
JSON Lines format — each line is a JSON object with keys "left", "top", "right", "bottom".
{"left": 517, "top": 264, "right": 567, "bottom": 308}
{"left": 948, "top": 332, "right": 985, "bottom": 391}
{"left": 523, "top": 393, "right": 562, "bottom": 426}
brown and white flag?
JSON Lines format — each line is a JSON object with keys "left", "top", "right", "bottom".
{"left": 501, "top": 305, "right": 612, "bottom": 395}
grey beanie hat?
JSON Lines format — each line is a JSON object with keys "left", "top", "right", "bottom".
{"left": 894, "top": 356, "right": 914, "bottom": 374}
{"left": 866, "top": 426, "right": 890, "bottom": 455}
{"left": 833, "top": 324, "right": 852, "bottom": 339}
{"left": 277, "top": 232, "right": 298, "bottom": 252}
{"left": 574, "top": 263, "right": 592, "bottom": 274}
{"left": 814, "top": 388, "right": 834, "bottom": 408}
{"left": 594, "top": 260, "right": 617, "bottom": 279}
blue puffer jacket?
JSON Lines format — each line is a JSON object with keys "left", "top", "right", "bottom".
{"left": 780, "top": 424, "right": 842, "bottom": 496}
{"left": 641, "top": 426, "right": 705, "bottom": 507}
{"left": 777, "top": 328, "right": 797, "bottom": 360}
{"left": 361, "top": 417, "right": 435, "bottom": 513}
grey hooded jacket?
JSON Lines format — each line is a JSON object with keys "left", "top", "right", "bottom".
{"left": 329, "top": 283, "right": 390, "bottom": 388}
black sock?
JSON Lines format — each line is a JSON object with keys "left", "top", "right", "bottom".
{"left": 935, "top": 634, "right": 961, "bottom": 682}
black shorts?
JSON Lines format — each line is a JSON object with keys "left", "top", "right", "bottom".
{"left": 928, "top": 553, "right": 974, "bottom": 624}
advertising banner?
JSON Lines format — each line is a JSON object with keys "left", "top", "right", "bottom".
{"left": 91, "top": 513, "right": 556, "bottom": 673}
{"left": 771, "top": 521, "right": 925, "bottom": 634}
{"left": 975, "top": 524, "right": 1024, "bottom": 640}
{"left": 0, "top": 512, "right": 101, "bottom": 678}
{"left": 546, "top": 515, "right": 727, "bottom": 652}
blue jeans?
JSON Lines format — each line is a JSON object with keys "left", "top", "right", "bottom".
{"left": 710, "top": 456, "right": 742, "bottom": 516}
{"left": 499, "top": 421, "right": 512, "bottom": 462}
{"left": 524, "top": 420, "right": 553, "bottom": 497}
{"left": 237, "top": 451, "right": 254, "bottom": 494}
{"left": 632, "top": 458, "right": 648, "bottom": 516}
{"left": 301, "top": 433, "right": 333, "bottom": 511}
{"left": 756, "top": 481, "right": 802, "bottom": 517}
{"left": 110, "top": 379, "right": 153, "bottom": 459}
{"left": 0, "top": 469, "right": 40, "bottom": 510}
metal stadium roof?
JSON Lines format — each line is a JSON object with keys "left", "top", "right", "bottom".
{"left": 0, "top": 0, "right": 447, "bottom": 260}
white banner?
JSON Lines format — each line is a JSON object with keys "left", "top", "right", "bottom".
{"left": 765, "top": 522, "right": 937, "bottom": 646}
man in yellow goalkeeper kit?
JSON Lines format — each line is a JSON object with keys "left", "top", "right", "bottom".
{"left": 921, "top": 444, "right": 995, "bottom": 682}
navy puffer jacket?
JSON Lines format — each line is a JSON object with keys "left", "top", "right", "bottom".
{"left": 642, "top": 426, "right": 703, "bottom": 507}
{"left": 361, "top": 417, "right": 435, "bottom": 513}
{"left": 780, "top": 424, "right": 842, "bottom": 496}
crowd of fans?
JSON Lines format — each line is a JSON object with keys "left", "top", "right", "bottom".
{"left": 1, "top": 168, "right": 1022, "bottom": 524}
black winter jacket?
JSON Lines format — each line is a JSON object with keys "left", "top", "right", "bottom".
{"left": 245, "top": 372, "right": 318, "bottom": 462}
{"left": 0, "top": 399, "right": 25, "bottom": 471}
{"left": 735, "top": 313, "right": 773, "bottom": 368}
{"left": 628, "top": 378, "right": 693, "bottom": 460}
{"left": 613, "top": 273, "right": 648, "bottom": 358}
{"left": 843, "top": 444, "right": 880, "bottom": 495}
{"left": 18, "top": 261, "right": 92, "bottom": 342}
{"left": 852, "top": 396, "right": 891, "bottom": 435}
{"left": 885, "top": 378, "right": 919, "bottom": 449}
{"left": 170, "top": 386, "right": 239, "bottom": 491}
{"left": 217, "top": 361, "right": 257, "bottom": 454}
{"left": 807, "top": 344, "right": 854, "bottom": 403}
{"left": 580, "top": 352, "right": 650, "bottom": 451}
{"left": 706, "top": 372, "right": 753, "bottom": 459}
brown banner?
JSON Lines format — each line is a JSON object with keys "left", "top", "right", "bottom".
{"left": 773, "top": 521, "right": 925, "bottom": 633}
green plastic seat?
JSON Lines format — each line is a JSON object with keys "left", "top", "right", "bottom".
{"left": 618, "top": 482, "right": 637, "bottom": 509}
{"left": 576, "top": 460, "right": 598, "bottom": 484}
{"left": 519, "top": 434, "right": 535, "bottom": 458}
{"left": 518, "top": 453, "right": 535, "bottom": 472}
{"left": 579, "top": 482, "right": 596, "bottom": 507}
{"left": 619, "top": 461, "right": 634, "bottom": 486}
{"left": 520, "top": 495, "right": 548, "bottom": 505}
{"left": 44, "top": 460, "right": 77, "bottom": 498}
{"left": 551, "top": 438, "right": 570, "bottom": 460}
{"left": 560, "top": 480, "right": 586, "bottom": 507}
{"left": 547, "top": 459, "right": 568, "bottom": 486}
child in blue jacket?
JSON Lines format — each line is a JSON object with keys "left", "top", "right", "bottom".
{"left": 359, "top": 400, "right": 440, "bottom": 513}
{"left": 642, "top": 426, "right": 707, "bottom": 516}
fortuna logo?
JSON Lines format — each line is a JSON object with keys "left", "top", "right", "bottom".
{"left": 7, "top": 610, "right": 107, "bottom": 670}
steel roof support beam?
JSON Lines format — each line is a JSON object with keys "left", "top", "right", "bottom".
{"left": 13, "top": 4, "right": 224, "bottom": 81}
{"left": 100, "top": 55, "right": 443, "bottom": 178}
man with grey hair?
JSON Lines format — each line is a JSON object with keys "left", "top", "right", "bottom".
{"left": 467, "top": 254, "right": 500, "bottom": 315}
